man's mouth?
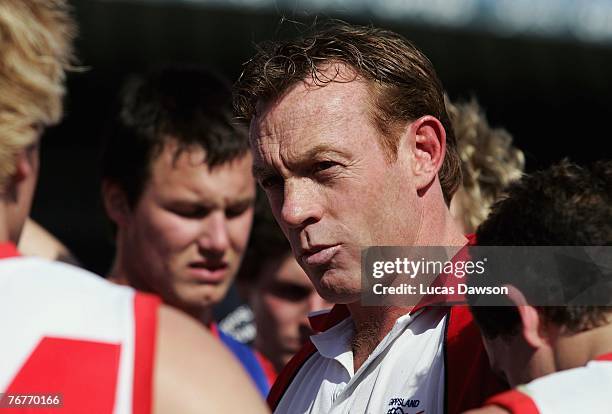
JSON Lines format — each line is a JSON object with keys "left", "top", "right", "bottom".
{"left": 300, "top": 244, "right": 341, "bottom": 266}
{"left": 187, "top": 261, "right": 229, "bottom": 283}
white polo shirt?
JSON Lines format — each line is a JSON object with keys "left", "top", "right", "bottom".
{"left": 274, "top": 307, "right": 448, "bottom": 414}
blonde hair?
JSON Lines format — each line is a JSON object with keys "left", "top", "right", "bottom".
{"left": 0, "top": 0, "right": 76, "bottom": 187}
{"left": 447, "top": 97, "right": 525, "bottom": 233}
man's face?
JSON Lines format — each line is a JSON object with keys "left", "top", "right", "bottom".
{"left": 251, "top": 252, "right": 332, "bottom": 371}
{"left": 121, "top": 140, "right": 255, "bottom": 314}
{"left": 250, "top": 73, "right": 423, "bottom": 304}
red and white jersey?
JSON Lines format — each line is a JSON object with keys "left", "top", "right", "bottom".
{"left": 0, "top": 243, "right": 159, "bottom": 414}
{"left": 487, "top": 354, "right": 612, "bottom": 414}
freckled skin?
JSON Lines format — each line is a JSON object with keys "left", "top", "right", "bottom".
{"left": 250, "top": 76, "right": 423, "bottom": 305}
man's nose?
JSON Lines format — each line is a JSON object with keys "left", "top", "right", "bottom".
{"left": 280, "top": 178, "right": 323, "bottom": 229}
{"left": 197, "top": 210, "right": 230, "bottom": 254}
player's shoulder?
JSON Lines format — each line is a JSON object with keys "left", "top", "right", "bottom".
{"left": 0, "top": 256, "right": 136, "bottom": 311}
{"left": 521, "top": 358, "right": 612, "bottom": 399}
{"left": 2, "top": 256, "right": 128, "bottom": 290}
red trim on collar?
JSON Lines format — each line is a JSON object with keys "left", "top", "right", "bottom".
{"left": 0, "top": 242, "right": 20, "bottom": 259}
{"left": 412, "top": 233, "right": 476, "bottom": 312}
{"left": 486, "top": 390, "right": 540, "bottom": 414}
{"left": 308, "top": 304, "right": 350, "bottom": 333}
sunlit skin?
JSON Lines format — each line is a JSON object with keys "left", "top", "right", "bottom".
{"left": 449, "top": 187, "right": 468, "bottom": 234}
{"left": 251, "top": 252, "right": 332, "bottom": 372}
{"left": 249, "top": 67, "right": 466, "bottom": 370}
{"left": 251, "top": 79, "right": 422, "bottom": 305}
{"left": 250, "top": 71, "right": 464, "bottom": 301}
{"left": 107, "top": 139, "right": 255, "bottom": 322}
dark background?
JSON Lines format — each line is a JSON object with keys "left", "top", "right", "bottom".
{"left": 32, "top": 0, "right": 612, "bottom": 274}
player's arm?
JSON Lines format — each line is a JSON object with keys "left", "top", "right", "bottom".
{"left": 463, "top": 406, "right": 511, "bottom": 414}
{"left": 154, "top": 305, "right": 269, "bottom": 414}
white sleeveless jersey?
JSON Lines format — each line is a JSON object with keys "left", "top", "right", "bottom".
{"left": 0, "top": 244, "right": 159, "bottom": 414}
{"left": 486, "top": 354, "right": 612, "bottom": 413}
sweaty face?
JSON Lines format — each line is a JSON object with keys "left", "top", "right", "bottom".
{"left": 250, "top": 75, "right": 423, "bottom": 304}
{"left": 251, "top": 252, "right": 332, "bottom": 372}
{"left": 122, "top": 141, "right": 255, "bottom": 314}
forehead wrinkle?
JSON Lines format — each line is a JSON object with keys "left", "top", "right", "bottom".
{"left": 250, "top": 78, "right": 374, "bottom": 178}
{"left": 154, "top": 149, "right": 254, "bottom": 208}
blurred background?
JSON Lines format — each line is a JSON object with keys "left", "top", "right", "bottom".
{"left": 35, "top": 0, "right": 612, "bottom": 274}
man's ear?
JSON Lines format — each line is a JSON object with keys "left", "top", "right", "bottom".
{"left": 4, "top": 144, "right": 39, "bottom": 202}
{"left": 13, "top": 143, "right": 39, "bottom": 182}
{"left": 102, "top": 180, "right": 130, "bottom": 227}
{"left": 405, "top": 115, "right": 446, "bottom": 192}
{"left": 505, "top": 284, "right": 547, "bottom": 349}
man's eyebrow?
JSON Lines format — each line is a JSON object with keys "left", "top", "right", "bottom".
{"left": 298, "top": 144, "right": 349, "bottom": 162}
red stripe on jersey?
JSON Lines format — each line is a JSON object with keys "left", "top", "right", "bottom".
{"left": 133, "top": 293, "right": 161, "bottom": 414}
{"left": 255, "top": 351, "right": 278, "bottom": 388}
{"left": 0, "top": 242, "right": 19, "bottom": 259}
{"left": 595, "top": 353, "right": 612, "bottom": 362}
{"left": 486, "top": 389, "right": 540, "bottom": 414}
{"left": 4, "top": 337, "right": 121, "bottom": 413}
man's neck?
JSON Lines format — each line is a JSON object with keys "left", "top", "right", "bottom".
{"left": 347, "top": 303, "right": 413, "bottom": 371}
{"left": 555, "top": 319, "right": 612, "bottom": 370}
{"left": 345, "top": 213, "right": 468, "bottom": 372}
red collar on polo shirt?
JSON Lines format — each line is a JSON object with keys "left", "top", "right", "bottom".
{"left": 0, "top": 242, "right": 20, "bottom": 259}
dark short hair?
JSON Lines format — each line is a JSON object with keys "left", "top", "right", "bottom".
{"left": 469, "top": 160, "right": 612, "bottom": 339}
{"left": 102, "top": 65, "right": 249, "bottom": 208}
{"left": 234, "top": 20, "right": 461, "bottom": 205}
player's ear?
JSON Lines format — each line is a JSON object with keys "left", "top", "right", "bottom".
{"left": 9, "top": 139, "right": 40, "bottom": 192}
{"left": 405, "top": 115, "right": 446, "bottom": 192}
{"left": 504, "top": 284, "right": 547, "bottom": 349}
{"left": 102, "top": 180, "right": 131, "bottom": 227}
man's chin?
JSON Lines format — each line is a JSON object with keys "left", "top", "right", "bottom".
{"left": 175, "top": 289, "right": 225, "bottom": 312}
{"left": 315, "top": 272, "right": 361, "bottom": 304}
{"left": 317, "top": 288, "right": 360, "bottom": 305}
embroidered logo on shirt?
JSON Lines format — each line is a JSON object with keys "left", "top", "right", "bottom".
{"left": 386, "top": 398, "right": 423, "bottom": 414}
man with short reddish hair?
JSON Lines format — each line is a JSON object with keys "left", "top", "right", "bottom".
{"left": 235, "top": 20, "right": 503, "bottom": 414}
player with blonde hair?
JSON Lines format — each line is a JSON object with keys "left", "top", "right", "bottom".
{"left": 0, "top": 2, "right": 268, "bottom": 412}
{"left": 447, "top": 97, "right": 525, "bottom": 233}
